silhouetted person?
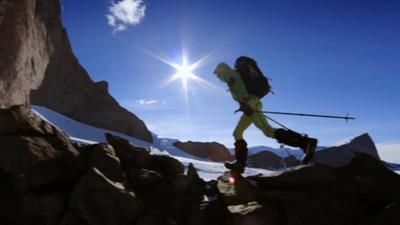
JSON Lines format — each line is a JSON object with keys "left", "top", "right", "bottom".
{"left": 214, "top": 56, "right": 318, "bottom": 173}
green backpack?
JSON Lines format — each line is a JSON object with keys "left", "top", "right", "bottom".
{"left": 234, "top": 56, "right": 272, "bottom": 98}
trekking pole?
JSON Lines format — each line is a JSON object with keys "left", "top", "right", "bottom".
{"left": 262, "top": 114, "right": 291, "bottom": 130}
{"left": 258, "top": 111, "right": 355, "bottom": 122}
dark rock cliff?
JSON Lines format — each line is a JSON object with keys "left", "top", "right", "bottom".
{"left": 0, "top": 0, "right": 153, "bottom": 142}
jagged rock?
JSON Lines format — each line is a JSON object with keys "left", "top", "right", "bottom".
{"left": 132, "top": 170, "right": 177, "bottom": 220}
{"left": 0, "top": 106, "right": 81, "bottom": 189}
{"left": 172, "top": 163, "right": 206, "bottom": 195}
{"left": 216, "top": 172, "right": 266, "bottom": 224}
{"left": 0, "top": 106, "right": 81, "bottom": 225}
{"left": 79, "top": 143, "right": 125, "bottom": 183}
{"left": 245, "top": 153, "right": 400, "bottom": 225}
{"left": 187, "top": 163, "right": 201, "bottom": 180}
{"left": 106, "top": 133, "right": 184, "bottom": 178}
{"left": 69, "top": 167, "right": 142, "bottom": 225}
{"left": 248, "top": 151, "right": 284, "bottom": 169}
{"left": 0, "top": 0, "right": 57, "bottom": 108}
{"left": 312, "top": 133, "right": 380, "bottom": 166}
{"left": 94, "top": 80, "right": 109, "bottom": 94}
{"left": 147, "top": 154, "right": 185, "bottom": 178}
{"left": 29, "top": 0, "right": 153, "bottom": 142}
{"left": 248, "top": 133, "right": 380, "bottom": 170}
{"left": 217, "top": 172, "right": 259, "bottom": 208}
{"left": 105, "top": 132, "right": 150, "bottom": 172}
{"left": 132, "top": 165, "right": 206, "bottom": 225}
{"left": 173, "top": 141, "right": 234, "bottom": 162}
{"left": 206, "top": 154, "right": 400, "bottom": 225}
{"left": 132, "top": 169, "right": 164, "bottom": 187}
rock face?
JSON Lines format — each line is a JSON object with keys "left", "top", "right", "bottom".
{"left": 311, "top": 133, "right": 380, "bottom": 167}
{"left": 249, "top": 133, "right": 380, "bottom": 169}
{"left": 173, "top": 141, "right": 234, "bottom": 162}
{"left": 106, "top": 133, "right": 185, "bottom": 178}
{"left": 248, "top": 151, "right": 283, "bottom": 169}
{"left": 0, "top": 0, "right": 56, "bottom": 107}
{"left": 0, "top": 106, "right": 83, "bottom": 224}
{"left": 0, "top": 105, "right": 81, "bottom": 190}
{"left": 0, "top": 0, "right": 153, "bottom": 142}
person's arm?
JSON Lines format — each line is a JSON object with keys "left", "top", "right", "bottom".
{"left": 215, "top": 63, "right": 255, "bottom": 115}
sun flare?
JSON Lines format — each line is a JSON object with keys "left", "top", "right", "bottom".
{"left": 144, "top": 49, "right": 217, "bottom": 97}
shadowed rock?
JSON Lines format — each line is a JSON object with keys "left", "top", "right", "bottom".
{"left": 106, "top": 133, "right": 184, "bottom": 178}
{"left": 242, "top": 153, "right": 400, "bottom": 225}
{"left": 0, "top": 105, "right": 81, "bottom": 190}
{"left": 68, "top": 168, "right": 142, "bottom": 225}
{"left": 248, "top": 151, "right": 284, "bottom": 169}
{"left": 312, "top": 133, "right": 380, "bottom": 166}
{"left": 174, "top": 141, "right": 234, "bottom": 162}
{"left": 79, "top": 143, "right": 125, "bottom": 183}
{"left": 249, "top": 133, "right": 380, "bottom": 170}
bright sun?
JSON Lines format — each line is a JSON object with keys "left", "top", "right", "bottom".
{"left": 144, "top": 49, "right": 216, "bottom": 98}
{"left": 169, "top": 56, "right": 199, "bottom": 93}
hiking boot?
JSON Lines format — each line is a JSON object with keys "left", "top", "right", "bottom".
{"left": 275, "top": 129, "right": 318, "bottom": 164}
{"left": 224, "top": 139, "right": 248, "bottom": 173}
{"left": 224, "top": 161, "right": 246, "bottom": 174}
{"left": 301, "top": 138, "right": 318, "bottom": 164}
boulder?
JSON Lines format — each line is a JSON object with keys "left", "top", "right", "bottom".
{"left": 105, "top": 133, "right": 150, "bottom": 171}
{"left": 173, "top": 141, "right": 234, "bottom": 162}
{"left": 79, "top": 143, "right": 125, "bottom": 183}
{"left": 69, "top": 167, "right": 142, "bottom": 225}
{"left": 106, "top": 133, "right": 184, "bottom": 178}
{"left": 131, "top": 165, "right": 207, "bottom": 225}
{"left": 248, "top": 133, "right": 380, "bottom": 169}
{"left": 244, "top": 153, "right": 400, "bottom": 225}
{"left": 147, "top": 154, "right": 185, "bottom": 178}
{"left": 312, "top": 133, "right": 380, "bottom": 166}
{"left": 248, "top": 151, "right": 284, "bottom": 169}
{"left": 0, "top": 106, "right": 81, "bottom": 189}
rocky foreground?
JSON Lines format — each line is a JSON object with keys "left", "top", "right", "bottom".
{"left": 1, "top": 106, "right": 399, "bottom": 225}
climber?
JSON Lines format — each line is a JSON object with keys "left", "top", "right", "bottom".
{"left": 213, "top": 56, "right": 318, "bottom": 173}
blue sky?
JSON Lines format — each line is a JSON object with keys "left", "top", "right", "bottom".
{"left": 60, "top": 0, "right": 400, "bottom": 147}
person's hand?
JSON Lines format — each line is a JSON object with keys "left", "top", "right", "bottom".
{"left": 240, "top": 102, "right": 254, "bottom": 116}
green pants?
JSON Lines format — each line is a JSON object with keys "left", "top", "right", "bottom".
{"left": 233, "top": 101, "right": 276, "bottom": 141}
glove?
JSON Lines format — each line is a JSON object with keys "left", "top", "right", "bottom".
{"left": 239, "top": 102, "right": 254, "bottom": 116}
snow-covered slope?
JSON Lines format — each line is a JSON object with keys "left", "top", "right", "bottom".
{"left": 247, "top": 145, "right": 326, "bottom": 159}
{"left": 247, "top": 145, "right": 302, "bottom": 157}
{"left": 33, "top": 106, "right": 272, "bottom": 180}
{"left": 33, "top": 105, "right": 398, "bottom": 179}
{"left": 33, "top": 106, "right": 195, "bottom": 158}
{"left": 376, "top": 142, "right": 400, "bottom": 164}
